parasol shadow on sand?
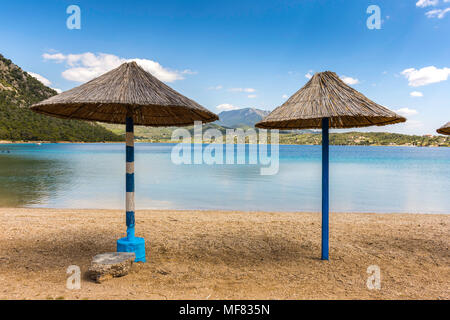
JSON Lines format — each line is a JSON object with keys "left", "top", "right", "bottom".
{"left": 31, "top": 62, "right": 218, "bottom": 262}
{"left": 256, "top": 71, "right": 406, "bottom": 260}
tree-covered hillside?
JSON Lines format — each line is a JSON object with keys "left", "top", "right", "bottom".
{"left": 279, "top": 132, "right": 449, "bottom": 147}
{"left": 0, "top": 54, "right": 122, "bottom": 142}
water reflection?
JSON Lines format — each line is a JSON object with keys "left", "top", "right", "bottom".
{"left": 0, "top": 154, "right": 71, "bottom": 207}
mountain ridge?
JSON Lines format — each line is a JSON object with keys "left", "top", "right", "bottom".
{"left": 215, "top": 107, "right": 270, "bottom": 128}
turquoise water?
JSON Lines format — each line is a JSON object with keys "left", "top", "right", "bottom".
{"left": 0, "top": 143, "right": 449, "bottom": 213}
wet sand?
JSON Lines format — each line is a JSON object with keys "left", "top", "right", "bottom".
{"left": 0, "top": 208, "right": 448, "bottom": 300}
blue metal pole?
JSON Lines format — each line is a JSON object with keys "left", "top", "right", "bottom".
{"left": 117, "top": 113, "right": 146, "bottom": 262}
{"left": 322, "top": 117, "right": 329, "bottom": 260}
{"left": 125, "top": 116, "right": 135, "bottom": 240}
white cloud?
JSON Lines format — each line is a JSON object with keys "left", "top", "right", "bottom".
{"left": 216, "top": 103, "right": 240, "bottom": 111}
{"left": 395, "top": 108, "right": 419, "bottom": 116}
{"left": 247, "top": 94, "right": 257, "bottom": 99}
{"left": 425, "top": 7, "right": 450, "bottom": 18}
{"left": 229, "top": 87, "right": 256, "bottom": 93}
{"left": 27, "top": 72, "right": 52, "bottom": 87}
{"left": 401, "top": 66, "right": 450, "bottom": 87}
{"left": 340, "top": 75, "right": 360, "bottom": 85}
{"left": 181, "top": 69, "right": 198, "bottom": 75}
{"left": 43, "top": 52, "right": 190, "bottom": 83}
{"left": 416, "top": 0, "right": 439, "bottom": 8}
{"left": 130, "top": 58, "right": 186, "bottom": 82}
{"left": 305, "top": 72, "right": 313, "bottom": 79}
{"left": 416, "top": 1, "right": 450, "bottom": 19}
{"left": 282, "top": 94, "right": 289, "bottom": 99}
{"left": 410, "top": 91, "right": 424, "bottom": 97}
{"left": 27, "top": 71, "right": 62, "bottom": 93}
{"left": 208, "top": 85, "right": 223, "bottom": 90}
{"left": 42, "top": 53, "right": 66, "bottom": 63}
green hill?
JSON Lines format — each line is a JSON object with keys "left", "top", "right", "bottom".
{"left": 0, "top": 54, "right": 122, "bottom": 142}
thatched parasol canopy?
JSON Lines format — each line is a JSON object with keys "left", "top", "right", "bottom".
{"left": 437, "top": 122, "right": 450, "bottom": 135}
{"left": 31, "top": 61, "right": 218, "bottom": 126}
{"left": 256, "top": 71, "right": 406, "bottom": 129}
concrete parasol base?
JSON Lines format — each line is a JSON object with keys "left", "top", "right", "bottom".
{"left": 117, "top": 237, "right": 146, "bottom": 262}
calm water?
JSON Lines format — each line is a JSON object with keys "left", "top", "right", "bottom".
{"left": 0, "top": 143, "right": 449, "bottom": 213}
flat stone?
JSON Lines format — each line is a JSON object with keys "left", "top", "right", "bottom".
{"left": 88, "top": 252, "right": 135, "bottom": 283}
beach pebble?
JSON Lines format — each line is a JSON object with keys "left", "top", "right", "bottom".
{"left": 88, "top": 252, "right": 135, "bottom": 283}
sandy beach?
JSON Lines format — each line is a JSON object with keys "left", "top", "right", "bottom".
{"left": 0, "top": 208, "right": 448, "bottom": 300}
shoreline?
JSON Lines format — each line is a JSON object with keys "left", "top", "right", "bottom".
{"left": 5, "top": 206, "right": 450, "bottom": 215}
{"left": 0, "top": 140, "right": 448, "bottom": 147}
{"left": 1, "top": 208, "right": 448, "bottom": 300}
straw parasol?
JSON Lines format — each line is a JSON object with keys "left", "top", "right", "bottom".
{"left": 436, "top": 122, "right": 450, "bottom": 135}
{"left": 256, "top": 71, "right": 405, "bottom": 129}
{"left": 256, "top": 71, "right": 406, "bottom": 260}
{"left": 32, "top": 62, "right": 218, "bottom": 126}
{"left": 31, "top": 61, "right": 218, "bottom": 262}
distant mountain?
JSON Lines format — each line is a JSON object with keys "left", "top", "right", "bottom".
{"left": 0, "top": 53, "right": 122, "bottom": 142}
{"left": 215, "top": 108, "right": 270, "bottom": 128}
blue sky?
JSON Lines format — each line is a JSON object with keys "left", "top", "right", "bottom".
{"left": 1, "top": 0, "right": 449, "bottom": 134}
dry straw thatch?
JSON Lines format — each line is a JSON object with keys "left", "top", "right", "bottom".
{"left": 31, "top": 62, "right": 218, "bottom": 126}
{"left": 256, "top": 71, "right": 406, "bottom": 129}
{"left": 437, "top": 122, "right": 450, "bottom": 135}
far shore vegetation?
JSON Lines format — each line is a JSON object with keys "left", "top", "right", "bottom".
{"left": 102, "top": 124, "right": 450, "bottom": 147}
{"left": 1, "top": 129, "right": 448, "bottom": 147}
